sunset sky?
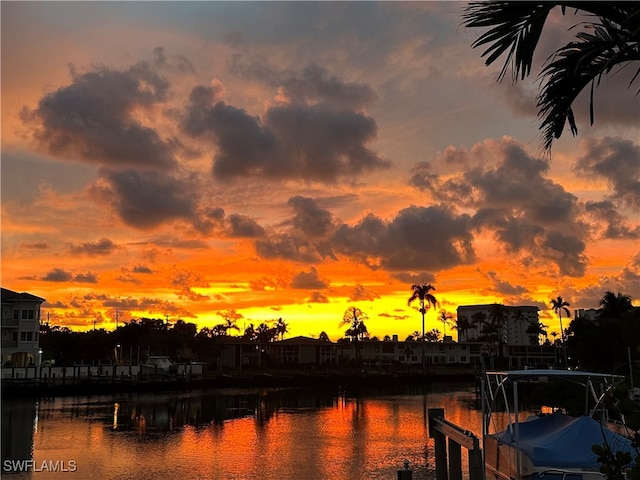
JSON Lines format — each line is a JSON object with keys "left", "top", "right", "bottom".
{"left": 2, "top": 2, "right": 638, "bottom": 341}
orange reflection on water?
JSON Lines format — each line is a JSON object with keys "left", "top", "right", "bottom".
{"left": 17, "top": 386, "right": 490, "bottom": 479}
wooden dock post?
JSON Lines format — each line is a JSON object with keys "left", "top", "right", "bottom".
{"left": 428, "top": 408, "right": 483, "bottom": 480}
{"left": 448, "top": 437, "right": 462, "bottom": 480}
{"left": 428, "top": 408, "right": 448, "bottom": 480}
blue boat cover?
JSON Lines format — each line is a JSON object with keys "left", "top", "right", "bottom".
{"left": 492, "top": 412, "right": 636, "bottom": 468}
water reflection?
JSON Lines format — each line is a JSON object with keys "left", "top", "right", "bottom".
{"left": 2, "top": 398, "right": 37, "bottom": 478}
{"left": 4, "top": 382, "right": 488, "bottom": 479}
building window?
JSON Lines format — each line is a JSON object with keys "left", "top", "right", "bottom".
{"left": 282, "top": 346, "right": 298, "bottom": 363}
{"left": 26, "top": 332, "right": 33, "bottom": 342}
{"left": 14, "top": 310, "right": 19, "bottom": 320}
{"left": 461, "top": 356, "right": 467, "bottom": 362}
{"left": 12, "top": 332, "right": 17, "bottom": 341}
{"left": 20, "top": 332, "right": 27, "bottom": 341}
{"left": 22, "top": 310, "right": 35, "bottom": 320}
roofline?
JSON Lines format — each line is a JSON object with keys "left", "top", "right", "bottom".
{"left": 1, "top": 287, "right": 46, "bottom": 303}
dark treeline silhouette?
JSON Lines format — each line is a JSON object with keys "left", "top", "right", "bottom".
{"left": 566, "top": 292, "right": 639, "bottom": 373}
{"left": 38, "top": 291, "right": 639, "bottom": 376}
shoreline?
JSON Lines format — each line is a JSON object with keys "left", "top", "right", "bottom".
{"left": 1, "top": 368, "right": 478, "bottom": 399}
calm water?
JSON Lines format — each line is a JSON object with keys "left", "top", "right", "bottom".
{"left": 2, "top": 382, "right": 489, "bottom": 480}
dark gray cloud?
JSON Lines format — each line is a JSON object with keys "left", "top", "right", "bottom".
{"left": 574, "top": 137, "right": 640, "bottom": 208}
{"left": 229, "top": 60, "right": 377, "bottom": 111}
{"left": 74, "top": 272, "right": 99, "bottom": 283}
{"left": 41, "top": 268, "right": 98, "bottom": 283}
{"left": 23, "top": 61, "right": 175, "bottom": 169}
{"left": 585, "top": 201, "right": 640, "bottom": 240}
{"left": 89, "top": 168, "right": 199, "bottom": 230}
{"left": 68, "top": 238, "right": 120, "bottom": 256}
{"left": 308, "top": 291, "right": 329, "bottom": 303}
{"left": 483, "top": 270, "right": 527, "bottom": 296}
{"left": 132, "top": 264, "right": 154, "bottom": 274}
{"left": 287, "top": 196, "right": 337, "bottom": 239}
{"left": 20, "top": 241, "right": 49, "bottom": 250}
{"left": 153, "top": 46, "right": 196, "bottom": 74}
{"left": 291, "top": 266, "right": 329, "bottom": 289}
{"left": 254, "top": 196, "right": 338, "bottom": 263}
{"left": 42, "top": 268, "right": 73, "bottom": 282}
{"left": 197, "top": 207, "right": 265, "bottom": 238}
{"left": 182, "top": 83, "right": 390, "bottom": 183}
{"left": 332, "top": 205, "right": 475, "bottom": 271}
{"left": 411, "top": 138, "right": 590, "bottom": 276}
{"left": 349, "top": 284, "right": 380, "bottom": 301}
{"left": 391, "top": 272, "right": 437, "bottom": 284}
{"left": 255, "top": 234, "right": 325, "bottom": 263}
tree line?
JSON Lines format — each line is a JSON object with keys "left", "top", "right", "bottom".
{"left": 38, "top": 286, "right": 639, "bottom": 375}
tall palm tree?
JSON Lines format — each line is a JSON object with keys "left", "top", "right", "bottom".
{"left": 438, "top": 310, "right": 454, "bottom": 338}
{"left": 462, "top": 2, "right": 640, "bottom": 152}
{"left": 550, "top": 296, "right": 571, "bottom": 342}
{"left": 275, "top": 318, "right": 289, "bottom": 340}
{"left": 408, "top": 283, "right": 437, "bottom": 340}
{"left": 454, "top": 315, "right": 473, "bottom": 342}
{"left": 526, "top": 320, "right": 548, "bottom": 346}
{"left": 598, "top": 291, "right": 633, "bottom": 319}
{"left": 471, "top": 311, "right": 487, "bottom": 340}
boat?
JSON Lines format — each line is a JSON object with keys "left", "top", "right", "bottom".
{"left": 480, "top": 369, "right": 637, "bottom": 480}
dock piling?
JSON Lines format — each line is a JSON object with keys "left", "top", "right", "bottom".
{"left": 428, "top": 408, "right": 483, "bottom": 480}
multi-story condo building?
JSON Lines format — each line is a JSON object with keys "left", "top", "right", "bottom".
{"left": 456, "top": 304, "right": 540, "bottom": 346}
{"left": 1, "top": 288, "right": 45, "bottom": 366}
{"left": 573, "top": 308, "right": 599, "bottom": 321}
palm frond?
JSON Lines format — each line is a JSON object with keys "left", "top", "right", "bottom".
{"left": 537, "top": 22, "right": 640, "bottom": 150}
{"left": 462, "top": 2, "right": 555, "bottom": 81}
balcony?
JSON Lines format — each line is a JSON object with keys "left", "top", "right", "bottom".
{"left": 2, "top": 340, "right": 18, "bottom": 348}
{"left": 1, "top": 318, "right": 19, "bottom": 327}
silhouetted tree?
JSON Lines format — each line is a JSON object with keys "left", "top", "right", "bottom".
{"left": 463, "top": 2, "right": 640, "bottom": 152}
{"left": 424, "top": 329, "right": 441, "bottom": 343}
{"left": 438, "top": 310, "right": 454, "bottom": 338}
{"left": 342, "top": 307, "right": 369, "bottom": 358}
{"left": 599, "top": 291, "right": 633, "bottom": 319}
{"left": 454, "top": 315, "right": 473, "bottom": 342}
{"left": 275, "top": 318, "right": 289, "bottom": 340}
{"left": 408, "top": 283, "right": 437, "bottom": 341}
{"left": 526, "top": 320, "right": 547, "bottom": 346}
{"left": 551, "top": 296, "right": 571, "bottom": 342}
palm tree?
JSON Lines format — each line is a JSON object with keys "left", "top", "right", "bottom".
{"left": 526, "top": 320, "right": 548, "bottom": 346}
{"left": 438, "top": 310, "right": 454, "bottom": 338}
{"left": 488, "top": 303, "right": 508, "bottom": 347}
{"left": 408, "top": 283, "right": 437, "bottom": 341}
{"left": 550, "top": 296, "right": 571, "bottom": 342}
{"left": 275, "top": 318, "right": 289, "bottom": 340}
{"left": 454, "top": 315, "right": 473, "bottom": 342}
{"left": 471, "top": 311, "right": 487, "bottom": 340}
{"left": 598, "top": 291, "right": 633, "bottom": 319}
{"left": 462, "top": 2, "right": 640, "bottom": 152}
{"left": 342, "top": 307, "right": 369, "bottom": 357}
{"left": 424, "top": 329, "right": 441, "bottom": 343}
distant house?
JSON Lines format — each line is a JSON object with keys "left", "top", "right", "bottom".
{"left": 268, "top": 336, "right": 337, "bottom": 365}
{"left": 1, "top": 288, "right": 45, "bottom": 366}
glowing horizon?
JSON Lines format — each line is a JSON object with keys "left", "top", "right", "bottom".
{"left": 2, "top": 2, "right": 638, "bottom": 342}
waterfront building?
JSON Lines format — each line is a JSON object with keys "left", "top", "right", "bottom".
{"left": 1, "top": 288, "right": 45, "bottom": 366}
{"left": 456, "top": 304, "right": 540, "bottom": 345}
{"left": 573, "top": 308, "right": 599, "bottom": 321}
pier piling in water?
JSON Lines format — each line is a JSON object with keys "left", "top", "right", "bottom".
{"left": 397, "top": 459, "right": 412, "bottom": 480}
{"left": 428, "top": 408, "right": 483, "bottom": 480}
